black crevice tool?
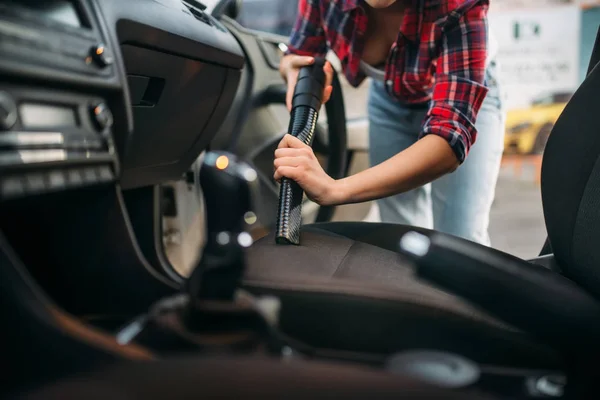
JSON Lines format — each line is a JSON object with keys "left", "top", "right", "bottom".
{"left": 275, "top": 57, "right": 327, "bottom": 245}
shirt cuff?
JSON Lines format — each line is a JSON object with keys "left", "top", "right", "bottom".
{"left": 420, "top": 75, "right": 488, "bottom": 164}
{"left": 284, "top": 42, "right": 327, "bottom": 57}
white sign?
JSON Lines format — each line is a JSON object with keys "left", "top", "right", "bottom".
{"left": 489, "top": 5, "right": 581, "bottom": 110}
{"left": 492, "top": 0, "right": 577, "bottom": 10}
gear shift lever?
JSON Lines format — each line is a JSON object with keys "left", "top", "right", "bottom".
{"left": 117, "top": 152, "right": 283, "bottom": 355}
{"left": 187, "top": 151, "right": 258, "bottom": 302}
{"left": 199, "top": 151, "right": 257, "bottom": 237}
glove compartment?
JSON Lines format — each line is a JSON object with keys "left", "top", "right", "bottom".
{"left": 97, "top": 0, "right": 245, "bottom": 188}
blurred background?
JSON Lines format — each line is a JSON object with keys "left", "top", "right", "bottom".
{"left": 226, "top": 0, "right": 600, "bottom": 259}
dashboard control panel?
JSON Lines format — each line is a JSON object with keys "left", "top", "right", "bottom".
{"left": 0, "top": 0, "right": 120, "bottom": 200}
{"left": 0, "top": 85, "right": 117, "bottom": 199}
{"left": 0, "top": 0, "right": 115, "bottom": 78}
{"left": 0, "top": 0, "right": 246, "bottom": 197}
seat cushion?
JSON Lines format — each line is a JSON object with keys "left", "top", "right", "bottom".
{"left": 17, "top": 356, "right": 499, "bottom": 400}
{"left": 244, "top": 222, "right": 560, "bottom": 369}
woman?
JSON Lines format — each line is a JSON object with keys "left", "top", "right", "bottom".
{"left": 274, "top": 0, "right": 504, "bottom": 245}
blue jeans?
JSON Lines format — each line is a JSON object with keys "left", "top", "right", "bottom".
{"left": 368, "top": 62, "right": 505, "bottom": 245}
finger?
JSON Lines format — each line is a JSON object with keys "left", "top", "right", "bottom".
{"left": 274, "top": 167, "right": 283, "bottom": 183}
{"left": 321, "top": 62, "right": 334, "bottom": 104}
{"left": 288, "top": 55, "right": 315, "bottom": 68}
{"left": 286, "top": 80, "right": 294, "bottom": 111}
{"left": 285, "top": 134, "right": 308, "bottom": 149}
{"left": 277, "top": 134, "right": 289, "bottom": 150}
{"left": 277, "top": 134, "right": 308, "bottom": 149}
{"left": 274, "top": 166, "right": 301, "bottom": 182}
{"left": 277, "top": 134, "right": 293, "bottom": 149}
{"left": 274, "top": 148, "right": 309, "bottom": 159}
{"left": 285, "top": 69, "right": 299, "bottom": 111}
{"left": 324, "top": 61, "right": 334, "bottom": 89}
{"left": 322, "top": 85, "right": 333, "bottom": 104}
{"left": 274, "top": 156, "right": 306, "bottom": 169}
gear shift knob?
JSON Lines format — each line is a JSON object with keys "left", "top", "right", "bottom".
{"left": 117, "top": 152, "right": 283, "bottom": 354}
{"left": 200, "top": 151, "right": 258, "bottom": 238}
{"left": 187, "top": 151, "right": 258, "bottom": 302}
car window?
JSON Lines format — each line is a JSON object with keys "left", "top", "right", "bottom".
{"left": 552, "top": 92, "right": 573, "bottom": 103}
{"left": 236, "top": 0, "right": 299, "bottom": 36}
{"left": 531, "top": 94, "right": 554, "bottom": 106}
{"left": 531, "top": 92, "right": 572, "bottom": 106}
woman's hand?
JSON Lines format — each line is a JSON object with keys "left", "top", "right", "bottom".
{"left": 279, "top": 54, "right": 334, "bottom": 111}
{"left": 273, "top": 134, "right": 344, "bottom": 206}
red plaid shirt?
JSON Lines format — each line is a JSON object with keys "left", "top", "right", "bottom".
{"left": 287, "top": 0, "right": 490, "bottom": 163}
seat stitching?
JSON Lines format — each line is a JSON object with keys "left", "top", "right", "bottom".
{"left": 242, "top": 279, "right": 518, "bottom": 332}
{"left": 244, "top": 278, "right": 470, "bottom": 310}
{"left": 331, "top": 240, "right": 356, "bottom": 278}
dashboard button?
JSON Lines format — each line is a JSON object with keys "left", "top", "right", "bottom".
{"left": 90, "top": 44, "right": 114, "bottom": 68}
{"left": 48, "top": 170, "right": 66, "bottom": 189}
{"left": 90, "top": 103, "right": 114, "bottom": 132}
{"left": 1, "top": 176, "right": 24, "bottom": 198}
{"left": 67, "top": 169, "right": 83, "bottom": 186}
{"left": 97, "top": 166, "right": 114, "bottom": 182}
{"left": 24, "top": 173, "right": 46, "bottom": 193}
{"left": 0, "top": 91, "right": 17, "bottom": 131}
{"left": 82, "top": 168, "right": 98, "bottom": 183}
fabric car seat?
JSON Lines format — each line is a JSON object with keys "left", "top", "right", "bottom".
{"left": 242, "top": 34, "right": 600, "bottom": 371}
{"left": 15, "top": 356, "right": 500, "bottom": 400}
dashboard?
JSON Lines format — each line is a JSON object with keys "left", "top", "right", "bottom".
{"left": 0, "top": 0, "right": 244, "bottom": 197}
{"left": 0, "top": 1, "right": 248, "bottom": 390}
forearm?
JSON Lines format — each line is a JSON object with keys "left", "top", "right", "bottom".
{"left": 336, "top": 135, "right": 459, "bottom": 204}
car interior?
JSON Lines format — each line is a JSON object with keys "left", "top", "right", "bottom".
{"left": 1, "top": 0, "right": 600, "bottom": 399}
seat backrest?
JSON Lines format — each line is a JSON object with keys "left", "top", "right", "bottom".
{"left": 541, "top": 27, "right": 600, "bottom": 297}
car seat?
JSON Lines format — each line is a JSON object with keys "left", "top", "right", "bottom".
{"left": 242, "top": 28, "right": 600, "bottom": 374}
{"left": 15, "top": 356, "right": 500, "bottom": 400}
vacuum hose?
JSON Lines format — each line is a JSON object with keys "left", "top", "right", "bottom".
{"left": 275, "top": 58, "right": 326, "bottom": 245}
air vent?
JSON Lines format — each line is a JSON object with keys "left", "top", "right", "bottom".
{"left": 182, "top": 0, "right": 212, "bottom": 26}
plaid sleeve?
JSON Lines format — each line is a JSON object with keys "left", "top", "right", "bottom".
{"left": 285, "top": 0, "right": 328, "bottom": 57}
{"left": 420, "top": 1, "right": 490, "bottom": 164}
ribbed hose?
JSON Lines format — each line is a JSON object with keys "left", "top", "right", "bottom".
{"left": 275, "top": 106, "right": 319, "bottom": 245}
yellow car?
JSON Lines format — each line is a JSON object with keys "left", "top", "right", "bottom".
{"left": 503, "top": 91, "right": 572, "bottom": 154}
